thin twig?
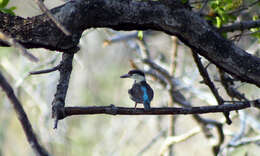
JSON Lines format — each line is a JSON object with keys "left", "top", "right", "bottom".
{"left": 230, "top": 29, "right": 260, "bottom": 40}
{"left": 0, "top": 71, "right": 49, "bottom": 156}
{"left": 160, "top": 127, "right": 201, "bottom": 156}
{"left": 228, "top": 135, "right": 260, "bottom": 147}
{"left": 103, "top": 31, "right": 155, "bottom": 46}
{"left": 219, "top": 70, "right": 247, "bottom": 100}
{"left": 168, "top": 36, "right": 178, "bottom": 156}
{"left": 33, "top": 0, "right": 71, "bottom": 36}
{"left": 0, "top": 31, "right": 38, "bottom": 62}
{"left": 190, "top": 0, "right": 212, "bottom": 5}
{"left": 246, "top": 113, "right": 260, "bottom": 133}
{"left": 219, "top": 19, "right": 260, "bottom": 32}
{"left": 227, "top": 0, "right": 260, "bottom": 15}
{"left": 104, "top": 32, "right": 138, "bottom": 46}
{"left": 137, "top": 129, "right": 167, "bottom": 156}
{"left": 228, "top": 111, "right": 247, "bottom": 146}
{"left": 137, "top": 39, "right": 151, "bottom": 59}
{"left": 198, "top": 0, "right": 209, "bottom": 15}
{"left": 30, "top": 64, "right": 60, "bottom": 75}
{"left": 142, "top": 59, "right": 172, "bottom": 84}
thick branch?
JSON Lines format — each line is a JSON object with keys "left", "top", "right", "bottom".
{"left": 52, "top": 52, "right": 75, "bottom": 128}
{"left": 0, "top": 72, "right": 49, "bottom": 156}
{"left": 1, "top": 0, "right": 260, "bottom": 87}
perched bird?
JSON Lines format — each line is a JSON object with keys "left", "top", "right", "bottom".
{"left": 120, "top": 70, "right": 154, "bottom": 111}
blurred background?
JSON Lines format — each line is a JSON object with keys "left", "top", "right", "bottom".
{"left": 1, "top": 0, "right": 260, "bottom": 156}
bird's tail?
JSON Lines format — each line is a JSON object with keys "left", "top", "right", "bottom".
{"left": 143, "top": 101, "right": 151, "bottom": 111}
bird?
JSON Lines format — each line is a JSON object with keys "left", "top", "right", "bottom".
{"left": 120, "top": 69, "right": 154, "bottom": 111}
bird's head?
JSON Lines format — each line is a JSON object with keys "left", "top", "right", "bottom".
{"left": 120, "top": 70, "right": 145, "bottom": 83}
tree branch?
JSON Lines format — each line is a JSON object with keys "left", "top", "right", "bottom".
{"left": 60, "top": 100, "right": 260, "bottom": 119}
{"left": 198, "top": 0, "right": 209, "bottom": 15}
{"left": 160, "top": 127, "right": 201, "bottom": 156}
{"left": 219, "top": 19, "right": 260, "bottom": 32}
{"left": 227, "top": 0, "right": 260, "bottom": 15}
{"left": 0, "top": 72, "right": 49, "bottom": 156}
{"left": 52, "top": 51, "right": 76, "bottom": 129}
{"left": 192, "top": 52, "right": 232, "bottom": 124}
{"left": 228, "top": 135, "right": 260, "bottom": 147}
{"left": 1, "top": 0, "right": 260, "bottom": 87}
{"left": 33, "top": 0, "right": 71, "bottom": 36}
{"left": 219, "top": 70, "right": 247, "bottom": 100}
{"left": 30, "top": 64, "right": 60, "bottom": 75}
{"left": 0, "top": 31, "right": 38, "bottom": 62}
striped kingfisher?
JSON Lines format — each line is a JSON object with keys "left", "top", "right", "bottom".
{"left": 120, "top": 70, "right": 154, "bottom": 111}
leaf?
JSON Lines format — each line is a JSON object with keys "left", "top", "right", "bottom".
{"left": 8, "top": 6, "right": 16, "bottom": 11}
{"left": 181, "top": 0, "right": 188, "bottom": 4}
{"left": 0, "top": 0, "right": 9, "bottom": 8}
{"left": 138, "top": 31, "right": 143, "bottom": 40}
{"left": 0, "top": 7, "right": 15, "bottom": 15}
{"left": 253, "top": 15, "right": 259, "bottom": 21}
{"left": 251, "top": 16, "right": 259, "bottom": 32}
{"left": 216, "top": 16, "right": 222, "bottom": 28}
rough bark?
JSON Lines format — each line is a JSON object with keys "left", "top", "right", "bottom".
{"left": 1, "top": 0, "right": 260, "bottom": 86}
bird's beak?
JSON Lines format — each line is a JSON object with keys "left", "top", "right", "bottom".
{"left": 120, "top": 74, "right": 130, "bottom": 78}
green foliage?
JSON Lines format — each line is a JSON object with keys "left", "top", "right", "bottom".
{"left": 181, "top": 0, "right": 188, "bottom": 4}
{"left": 137, "top": 31, "right": 143, "bottom": 40}
{"left": 0, "top": 0, "right": 16, "bottom": 15}
{"left": 250, "top": 15, "right": 260, "bottom": 42}
{"left": 207, "top": 0, "right": 241, "bottom": 28}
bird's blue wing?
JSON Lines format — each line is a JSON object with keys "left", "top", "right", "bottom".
{"left": 141, "top": 86, "right": 151, "bottom": 111}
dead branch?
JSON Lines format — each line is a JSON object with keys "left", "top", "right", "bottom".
{"left": 0, "top": 72, "right": 49, "bottom": 156}
{"left": 0, "top": 31, "right": 38, "bottom": 62}
{"left": 33, "top": 0, "right": 70, "bottom": 36}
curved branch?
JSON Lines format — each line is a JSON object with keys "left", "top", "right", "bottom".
{"left": 1, "top": 0, "right": 260, "bottom": 87}
{"left": 0, "top": 72, "right": 49, "bottom": 156}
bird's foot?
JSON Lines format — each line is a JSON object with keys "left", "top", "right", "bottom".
{"left": 134, "top": 103, "right": 137, "bottom": 110}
